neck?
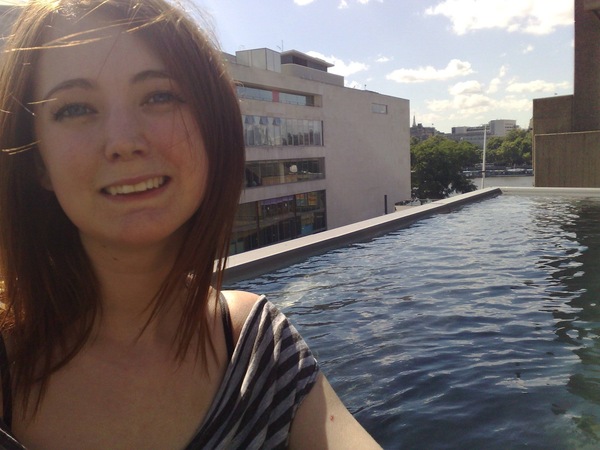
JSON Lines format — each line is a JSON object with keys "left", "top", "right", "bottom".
{"left": 81, "top": 234, "right": 185, "bottom": 345}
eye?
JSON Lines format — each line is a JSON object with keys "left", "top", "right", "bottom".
{"left": 145, "top": 91, "right": 185, "bottom": 106}
{"left": 53, "top": 103, "right": 96, "bottom": 121}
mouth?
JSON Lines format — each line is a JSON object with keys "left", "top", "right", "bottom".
{"left": 103, "top": 176, "right": 168, "bottom": 196}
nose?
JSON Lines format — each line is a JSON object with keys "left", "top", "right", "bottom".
{"left": 103, "top": 107, "right": 148, "bottom": 161}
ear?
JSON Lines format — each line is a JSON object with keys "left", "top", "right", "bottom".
{"left": 34, "top": 152, "right": 53, "bottom": 191}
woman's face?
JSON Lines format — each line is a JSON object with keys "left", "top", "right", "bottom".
{"left": 33, "top": 14, "right": 208, "bottom": 252}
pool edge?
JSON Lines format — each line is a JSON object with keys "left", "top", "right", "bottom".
{"left": 224, "top": 187, "right": 502, "bottom": 284}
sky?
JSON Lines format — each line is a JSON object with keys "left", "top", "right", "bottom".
{"left": 197, "top": 0, "right": 574, "bottom": 133}
{"left": 1, "top": 0, "right": 575, "bottom": 134}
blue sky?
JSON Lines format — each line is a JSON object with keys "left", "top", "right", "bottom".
{"left": 198, "top": 0, "right": 574, "bottom": 133}
{"left": 2, "top": 0, "right": 575, "bottom": 133}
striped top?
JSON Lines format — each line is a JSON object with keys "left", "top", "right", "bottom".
{"left": 0, "top": 296, "right": 320, "bottom": 449}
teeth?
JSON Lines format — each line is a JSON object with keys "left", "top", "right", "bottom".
{"left": 106, "top": 176, "right": 166, "bottom": 196}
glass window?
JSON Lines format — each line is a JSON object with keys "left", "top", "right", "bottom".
{"left": 243, "top": 116, "right": 324, "bottom": 147}
{"left": 230, "top": 190, "right": 327, "bottom": 254}
{"left": 244, "top": 159, "right": 324, "bottom": 188}
{"left": 237, "top": 86, "right": 274, "bottom": 102}
{"left": 372, "top": 103, "right": 388, "bottom": 114}
{"left": 237, "top": 85, "right": 316, "bottom": 107}
{"left": 230, "top": 202, "right": 259, "bottom": 254}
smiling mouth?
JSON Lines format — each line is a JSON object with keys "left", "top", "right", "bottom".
{"left": 104, "top": 176, "right": 167, "bottom": 196}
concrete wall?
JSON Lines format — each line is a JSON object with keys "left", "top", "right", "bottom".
{"left": 535, "top": 131, "right": 600, "bottom": 187}
{"left": 320, "top": 87, "right": 410, "bottom": 228}
{"left": 532, "top": 1, "right": 600, "bottom": 187}
{"left": 574, "top": 0, "right": 600, "bottom": 131}
{"left": 532, "top": 96, "right": 573, "bottom": 135}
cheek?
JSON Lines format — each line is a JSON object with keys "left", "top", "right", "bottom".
{"left": 160, "top": 115, "right": 208, "bottom": 178}
{"left": 37, "top": 135, "right": 95, "bottom": 193}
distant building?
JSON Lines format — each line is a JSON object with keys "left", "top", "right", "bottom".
{"left": 226, "top": 48, "right": 410, "bottom": 254}
{"left": 445, "top": 119, "right": 517, "bottom": 148}
{"left": 410, "top": 116, "right": 437, "bottom": 142}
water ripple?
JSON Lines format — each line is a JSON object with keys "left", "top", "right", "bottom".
{"left": 230, "top": 195, "right": 600, "bottom": 449}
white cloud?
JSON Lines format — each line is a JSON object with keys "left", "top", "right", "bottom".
{"left": 487, "top": 78, "right": 501, "bottom": 94}
{"left": 449, "top": 80, "right": 482, "bottom": 96}
{"left": 427, "top": 93, "right": 494, "bottom": 115}
{"left": 425, "top": 67, "right": 533, "bottom": 123}
{"left": 425, "top": 93, "right": 531, "bottom": 127}
{"left": 338, "top": 0, "right": 382, "bottom": 8}
{"left": 522, "top": 44, "right": 534, "bottom": 54}
{"left": 506, "top": 79, "right": 570, "bottom": 93}
{"left": 425, "top": 0, "right": 573, "bottom": 35}
{"left": 345, "top": 80, "right": 364, "bottom": 89}
{"left": 306, "top": 51, "right": 369, "bottom": 77}
{"left": 386, "top": 59, "right": 473, "bottom": 83}
{"left": 496, "top": 96, "right": 532, "bottom": 111}
{"left": 487, "top": 65, "right": 508, "bottom": 94}
{"left": 376, "top": 56, "right": 392, "bottom": 63}
{"left": 294, "top": 0, "right": 316, "bottom": 5}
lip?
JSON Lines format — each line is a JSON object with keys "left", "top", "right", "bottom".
{"left": 101, "top": 175, "right": 170, "bottom": 197}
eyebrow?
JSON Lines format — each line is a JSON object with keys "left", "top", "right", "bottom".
{"left": 131, "top": 69, "right": 173, "bottom": 84}
{"left": 41, "top": 70, "right": 174, "bottom": 102}
{"left": 42, "top": 78, "right": 94, "bottom": 102}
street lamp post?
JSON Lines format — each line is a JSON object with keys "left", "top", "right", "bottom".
{"left": 481, "top": 124, "right": 487, "bottom": 189}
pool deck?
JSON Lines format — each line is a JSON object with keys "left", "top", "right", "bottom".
{"left": 225, "top": 187, "right": 503, "bottom": 283}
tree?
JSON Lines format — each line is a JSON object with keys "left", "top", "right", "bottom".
{"left": 411, "top": 136, "right": 480, "bottom": 199}
{"left": 486, "top": 129, "right": 532, "bottom": 166}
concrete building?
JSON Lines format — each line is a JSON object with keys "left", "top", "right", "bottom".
{"left": 533, "top": 0, "right": 600, "bottom": 187}
{"left": 410, "top": 116, "right": 437, "bottom": 142}
{"left": 226, "top": 48, "right": 410, "bottom": 254}
{"left": 445, "top": 120, "right": 517, "bottom": 148}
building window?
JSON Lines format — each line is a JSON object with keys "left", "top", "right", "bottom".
{"left": 230, "top": 190, "right": 327, "bottom": 254}
{"left": 237, "top": 85, "right": 315, "bottom": 107}
{"left": 242, "top": 115, "right": 323, "bottom": 147}
{"left": 237, "top": 86, "right": 274, "bottom": 102}
{"left": 279, "top": 92, "right": 315, "bottom": 106}
{"left": 244, "top": 158, "right": 325, "bottom": 188}
{"left": 372, "top": 103, "right": 388, "bottom": 114}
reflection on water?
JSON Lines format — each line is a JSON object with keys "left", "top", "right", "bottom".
{"left": 546, "top": 199, "right": 600, "bottom": 443}
{"left": 229, "top": 195, "right": 600, "bottom": 449}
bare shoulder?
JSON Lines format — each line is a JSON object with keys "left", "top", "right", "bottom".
{"left": 220, "top": 290, "right": 262, "bottom": 342}
{"left": 289, "top": 373, "right": 382, "bottom": 449}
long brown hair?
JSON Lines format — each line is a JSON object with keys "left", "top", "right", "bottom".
{"left": 0, "top": 0, "right": 245, "bottom": 412}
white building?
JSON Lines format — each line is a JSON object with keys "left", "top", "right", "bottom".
{"left": 446, "top": 119, "right": 517, "bottom": 148}
{"left": 226, "top": 48, "right": 410, "bottom": 254}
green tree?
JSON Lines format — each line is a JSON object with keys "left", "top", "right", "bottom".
{"left": 485, "top": 129, "right": 532, "bottom": 166}
{"left": 411, "top": 136, "right": 480, "bottom": 199}
{"left": 484, "top": 136, "right": 504, "bottom": 164}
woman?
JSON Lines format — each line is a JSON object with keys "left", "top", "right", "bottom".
{"left": 0, "top": 1, "right": 381, "bottom": 448}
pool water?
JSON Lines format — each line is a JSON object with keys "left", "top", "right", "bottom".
{"left": 229, "top": 194, "right": 600, "bottom": 449}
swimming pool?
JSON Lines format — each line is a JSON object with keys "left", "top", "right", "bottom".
{"left": 228, "top": 194, "right": 600, "bottom": 449}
